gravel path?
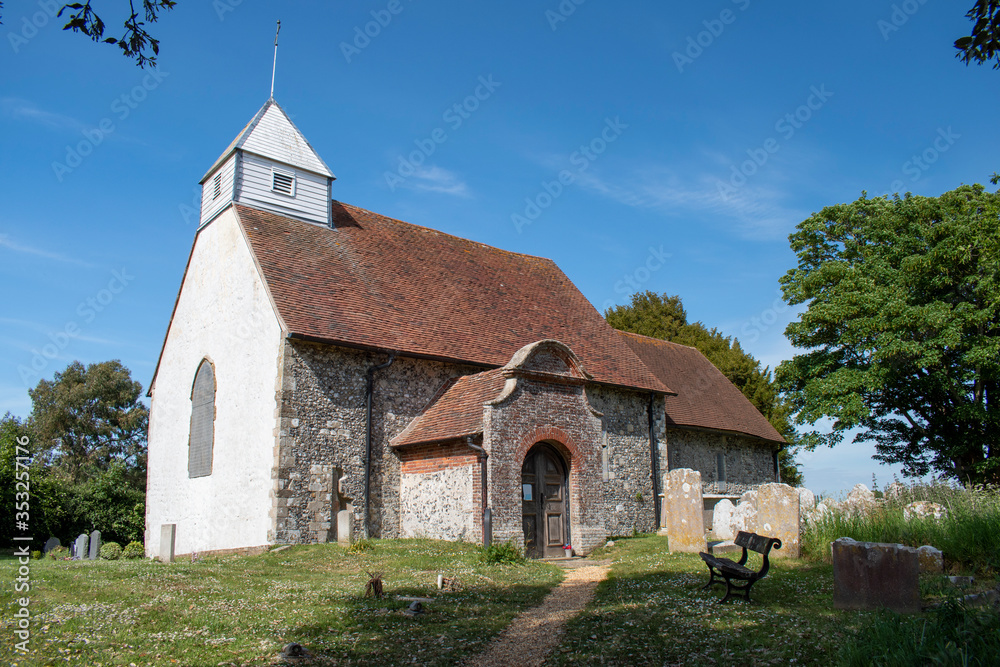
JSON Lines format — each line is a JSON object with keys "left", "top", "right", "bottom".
{"left": 465, "top": 560, "right": 610, "bottom": 667}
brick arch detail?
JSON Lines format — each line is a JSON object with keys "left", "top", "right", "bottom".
{"left": 514, "top": 426, "right": 582, "bottom": 466}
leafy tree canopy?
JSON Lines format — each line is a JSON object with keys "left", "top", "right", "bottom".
{"left": 605, "top": 291, "right": 803, "bottom": 486}
{"left": 956, "top": 1, "right": 1000, "bottom": 69}
{"left": 777, "top": 182, "right": 1000, "bottom": 484}
{"left": 29, "top": 359, "right": 148, "bottom": 484}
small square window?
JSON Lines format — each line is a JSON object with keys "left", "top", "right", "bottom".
{"left": 271, "top": 168, "right": 295, "bottom": 196}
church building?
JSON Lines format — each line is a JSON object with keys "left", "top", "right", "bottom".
{"left": 145, "top": 99, "right": 784, "bottom": 558}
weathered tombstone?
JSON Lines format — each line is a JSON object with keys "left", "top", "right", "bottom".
{"left": 337, "top": 510, "right": 354, "bottom": 546}
{"left": 88, "top": 530, "right": 101, "bottom": 560}
{"left": 711, "top": 499, "right": 736, "bottom": 540}
{"left": 797, "top": 487, "right": 816, "bottom": 512}
{"left": 756, "top": 483, "right": 800, "bottom": 558}
{"left": 43, "top": 536, "right": 60, "bottom": 554}
{"left": 662, "top": 468, "right": 706, "bottom": 553}
{"left": 73, "top": 533, "right": 89, "bottom": 561}
{"left": 832, "top": 537, "right": 921, "bottom": 613}
{"left": 842, "top": 484, "right": 876, "bottom": 517}
{"left": 159, "top": 524, "right": 176, "bottom": 563}
{"left": 917, "top": 545, "right": 944, "bottom": 573}
{"left": 731, "top": 499, "right": 757, "bottom": 534}
{"left": 904, "top": 501, "right": 947, "bottom": 521}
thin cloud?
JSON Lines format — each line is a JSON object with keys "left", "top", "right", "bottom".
{"left": 406, "top": 166, "right": 471, "bottom": 198}
{"left": 0, "top": 234, "right": 96, "bottom": 268}
{"left": 0, "top": 97, "right": 85, "bottom": 132}
{"left": 572, "top": 165, "right": 804, "bottom": 241}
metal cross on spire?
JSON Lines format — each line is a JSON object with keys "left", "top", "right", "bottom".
{"left": 270, "top": 20, "right": 281, "bottom": 99}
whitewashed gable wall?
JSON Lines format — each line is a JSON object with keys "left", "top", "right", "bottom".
{"left": 146, "top": 207, "right": 283, "bottom": 557}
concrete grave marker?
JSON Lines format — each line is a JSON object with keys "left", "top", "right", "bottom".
{"left": 73, "top": 533, "right": 89, "bottom": 560}
{"left": 755, "top": 483, "right": 800, "bottom": 558}
{"left": 711, "top": 499, "right": 735, "bottom": 540}
{"left": 160, "top": 524, "right": 176, "bottom": 563}
{"left": 662, "top": 468, "right": 706, "bottom": 553}
{"left": 88, "top": 530, "right": 101, "bottom": 560}
{"left": 43, "top": 536, "right": 60, "bottom": 554}
{"left": 832, "top": 537, "right": 921, "bottom": 613}
{"left": 337, "top": 509, "right": 354, "bottom": 546}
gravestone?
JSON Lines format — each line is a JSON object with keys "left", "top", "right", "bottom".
{"left": 904, "top": 501, "right": 947, "bottom": 521}
{"left": 731, "top": 499, "right": 757, "bottom": 534}
{"left": 917, "top": 545, "right": 944, "bottom": 573}
{"left": 88, "top": 530, "right": 101, "bottom": 560}
{"left": 755, "top": 483, "right": 800, "bottom": 558}
{"left": 43, "top": 536, "right": 60, "bottom": 554}
{"left": 73, "top": 533, "right": 89, "bottom": 561}
{"left": 337, "top": 509, "right": 354, "bottom": 546}
{"left": 662, "top": 468, "right": 706, "bottom": 553}
{"left": 160, "top": 524, "right": 176, "bottom": 563}
{"left": 832, "top": 537, "right": 920, "bottom": 613}
{"left": 711, "top": 499, "right": 735, "bottom": 540}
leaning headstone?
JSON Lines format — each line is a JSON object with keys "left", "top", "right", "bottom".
{"left": 712, "top": 499, "right": 736, "bottom": 540}
{"left": 916, "top": 545, "right": 944, "bottom": 573}
{"left": 88, "top": 530, "right": 101, "bottom": 560}
{"left": 159, "top": 524, "right": 176, "bottom": 563}
{"left": 337, "top": 510, "right": 354, "bottom": 546}
{"left": 756, "top": 483, "right": 800, "bottom": 558}
{"left": 832, "top": 537, "right": 921, "bottom": 613}
{"left": 43, "top": 536, "right": 60, "bottom": 554}
{"left": 73, "top": 533, "right": 89, "bottom": 561}
{"left": 662, "top": 468, "right": 706, "bottom": 553}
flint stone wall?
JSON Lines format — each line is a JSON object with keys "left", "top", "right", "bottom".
{"left": 587, "top": 386, "right": 665, "bottom": 539}
{"left": 275, "top": 340, "right": 481, "bottom": 543}
{"left": 275, "top": 340, "right": 661, "bottom": 554}
{"left": 400, "top": 463, "right": 475, "bottom": 541}
{"left": 665, "top": 429, "right": 776, "bottom": 495}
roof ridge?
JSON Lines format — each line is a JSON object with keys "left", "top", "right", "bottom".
{"left": 615, "top": 329, "right": 701, "bottom": 351}
{"left": 335, "top": 200, "right": 556, "bottom": 263}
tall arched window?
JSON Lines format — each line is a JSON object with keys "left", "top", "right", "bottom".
{"left": 188, "top": 359, "right": 216, "bottom": 478}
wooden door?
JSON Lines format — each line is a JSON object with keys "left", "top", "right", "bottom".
{"left": 521, "top": 445, "right": 569, "bottom": 558}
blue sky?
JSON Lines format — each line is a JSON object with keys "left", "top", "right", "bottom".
{"left": 1, "top": 1, "right": 997, "bottom": 495}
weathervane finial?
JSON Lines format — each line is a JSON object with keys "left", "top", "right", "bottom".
{"left": 270, "top": 20, "right": 281, "bottom": 99}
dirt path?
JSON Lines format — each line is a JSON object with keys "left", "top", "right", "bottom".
{"left": 465, "top": 560, "right": 610, "bottom": 667}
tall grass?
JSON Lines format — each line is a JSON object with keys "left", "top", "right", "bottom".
{"left": 838, "top": 600, "right": 1000, "bottom": 667}
{"left": 801, "top": 483, "right": 1000, "bottom": 573}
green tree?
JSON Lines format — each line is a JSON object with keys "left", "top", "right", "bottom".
{"left": 29, "top": 360, "right": 148, "bottom": 485}
{"left": 777, "top": 182, "right": 1000, "bottom": 484}
{"left": 606, "top": 291, "right": 803, "bottom": 486}
{"left": 955, "top": 1, "right": 1000, "bottom": 69}
{"left": 1, "top": 413, "right": 32, "bottom": 547}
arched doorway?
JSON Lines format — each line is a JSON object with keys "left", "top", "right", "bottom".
{"left": 521, "top": 443, "right": 570, "bottom": 558}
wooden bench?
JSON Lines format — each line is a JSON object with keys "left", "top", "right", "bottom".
{"left": 699, "top": 531, "right": 782, "bottom": 603}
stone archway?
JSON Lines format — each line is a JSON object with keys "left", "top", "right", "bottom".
{"left": 521, "top": 443, "right": 570, "bottom": 558}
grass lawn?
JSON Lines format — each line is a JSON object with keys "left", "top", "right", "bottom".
{"left": 0, "top": 540, "right": 562, "bottom": 666}
{"left": 3, "top": 535, "right": 996, "bottom": 666}
{"left": 549, "top": 535, "right": 997, "bottom": 666}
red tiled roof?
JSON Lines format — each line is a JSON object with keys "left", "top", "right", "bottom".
{"left": 235, "top": 203, "right": 667, "bottom": 393}
{"left": 618, "top": 331, "right": 785, "bottom": 444}
{"left": 391, "top": 369, "right": 507, "bottom": 447}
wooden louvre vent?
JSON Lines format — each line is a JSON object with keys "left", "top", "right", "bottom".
{"left": 188, "top": 360, "right": 215, "bottom": 478}
{"left": 271, "top": 168, "right": 295, "bottom": 196}
{"left": 212, "top": 173, "right": 222, "bottom": 200}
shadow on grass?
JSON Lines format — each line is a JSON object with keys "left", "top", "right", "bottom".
{"left": 277, "top": 582, "right": 555, "bottom": 666}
